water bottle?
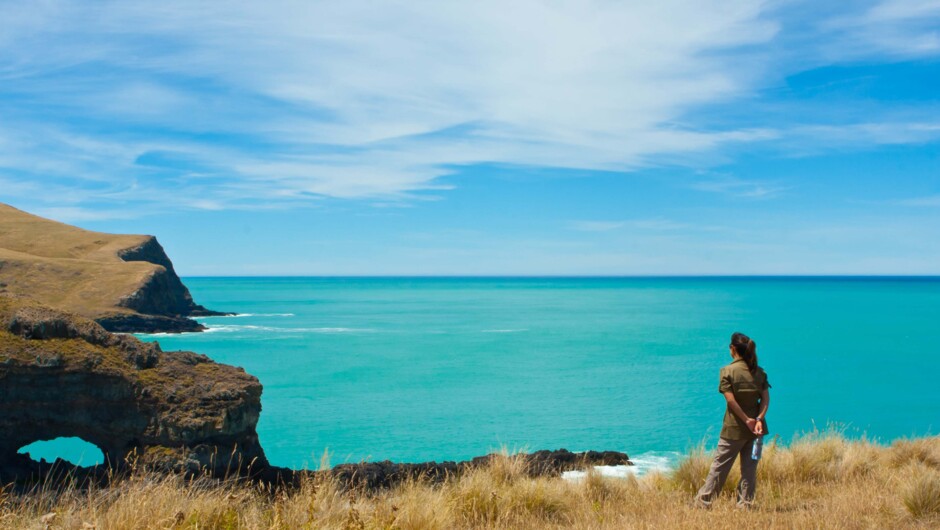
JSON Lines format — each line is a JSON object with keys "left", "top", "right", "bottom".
{"left": 751, "top": 435, "right": 763, "bottom": 460}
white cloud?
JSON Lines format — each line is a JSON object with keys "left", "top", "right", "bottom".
{"left": 822, "top": 0, "right": 940, "bottom": 57}
{"left": 691, "top": 176, "right": 788, "bottom": 198}
{"left": 0, "top": 0, "right": 938, "bottom": 214}
{"left": 568, "top": 221, "right": 628, "bottom": 232}
{"left": 568, "top": 218, "right": 727, "bottom": 233}
{"left": 899, "top": 195, "right": 940, "bottom": 207}
{"left": 0, "top": 0, "right": 780, "bottom": 208}
{"left": 29, "top": 206, "right": 141, "bottom": 223}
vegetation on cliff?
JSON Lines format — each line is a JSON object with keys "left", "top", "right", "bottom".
{"left": 0, "top": 432, "right": 937, "bottom": 529}
{"left": 0, "top": 203, "right": 224, "bottom": 333}
{"left": 0, "top": 295, "right": 266, "bottom": 479}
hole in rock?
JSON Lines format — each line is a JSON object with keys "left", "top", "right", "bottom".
{"left": 18, "top": 437, "right": 105, "bottom": 467}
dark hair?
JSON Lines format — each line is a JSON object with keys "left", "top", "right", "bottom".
{"left": 731, "top": 332, "right": 758, "bottom": 373}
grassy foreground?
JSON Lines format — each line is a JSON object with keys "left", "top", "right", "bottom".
{"left": 2, "top": 433, "right": 938, "bottom": 529}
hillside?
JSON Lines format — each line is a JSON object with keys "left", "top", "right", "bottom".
{"left": 0, "top": 203, "right": 225, "bottom": 332}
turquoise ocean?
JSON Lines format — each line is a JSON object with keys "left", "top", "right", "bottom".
{"left": 24, "top": 277, "right": 940, "bottom": 473}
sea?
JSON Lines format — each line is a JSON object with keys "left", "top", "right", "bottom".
{"left": 22, "top": 277, "right": 940, "bottom": 475}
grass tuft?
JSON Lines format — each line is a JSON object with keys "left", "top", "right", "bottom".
{"left": 901, "top": 468, "right": 940, "bottom": 519}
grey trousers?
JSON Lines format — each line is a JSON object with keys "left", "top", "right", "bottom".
{"left": 695, "top": 437, "right": 758, "bottom": 508}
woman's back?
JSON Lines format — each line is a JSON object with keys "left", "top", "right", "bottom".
{"left": 719, "top": 359, "right": 770, "bottom": 439}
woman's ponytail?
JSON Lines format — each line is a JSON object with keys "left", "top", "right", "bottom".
{"left": 731, "top": 332, "right": 759, "bottom": 374}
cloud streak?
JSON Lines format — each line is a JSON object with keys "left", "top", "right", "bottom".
{"left": 821, "top": 0, "right": 940, "bottom": 57}
{"left": 0, "top": 0, "right": 776, "bottom": 211}
{"left": 691, "top": 176, "right": 788, "bottom": 199}
{"left": 0, "top": 0, "right": 938, "bottom": 217}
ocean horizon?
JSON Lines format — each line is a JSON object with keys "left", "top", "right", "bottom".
{"left": 24, "top": 276, "right": 940, "bottom": 475}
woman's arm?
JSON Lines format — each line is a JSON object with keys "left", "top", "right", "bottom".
{"left": 722, "top": 391, "right": 758, "bottom": 433}
{"left": 755, "top": 389, "right": 770, "bottom": 434}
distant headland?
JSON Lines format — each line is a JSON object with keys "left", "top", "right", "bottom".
{"left": 0, "top": 203, "right": 229, "bottom": 333}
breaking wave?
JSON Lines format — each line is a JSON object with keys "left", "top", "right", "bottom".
{"left": 561, "top": 451, "right": 681, "bottom": 481}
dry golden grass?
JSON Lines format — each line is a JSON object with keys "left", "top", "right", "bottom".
{"left": 0, "top": 203, "right": 155, "bottom": 318}
{"left": 2, "top": 433, "right": 939, "bottom": 529}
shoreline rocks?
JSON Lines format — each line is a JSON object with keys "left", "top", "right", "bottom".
{"left": 0, "top": 297, "right": 266, "bottom": 483}
{"left": 318, "top": 448, "right": 633, "bottom": 489}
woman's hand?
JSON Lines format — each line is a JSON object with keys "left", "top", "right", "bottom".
{"left": 745, "top": 417, "right": 757, "bottom": 433}
{"left": 745, "top": 417, "right": 764, "bottom": 435}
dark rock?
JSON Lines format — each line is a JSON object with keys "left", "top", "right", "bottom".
{"left": 116, "top": 236, "right": 229, "bottom": 319}
{"left": 0, "top": 297, "right": 266, "bottom": 482}
{"left": 323, "top": 448, "right": 632, "bottom": 490}
{"left": 95, "top": 313, "right": 207, "bottom": 334}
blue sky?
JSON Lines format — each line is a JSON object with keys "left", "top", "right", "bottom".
{"left": 0, "top": 0, "right": 938, "bottom": 275}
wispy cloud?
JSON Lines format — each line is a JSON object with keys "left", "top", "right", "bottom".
{"left": 898, "top": 195, "right": 940, "bottom": 207}
{"left": 0, "top": 1, "right": 938, "bottom": 217}
{"left": 792, "top": 122, "right": 940, "bottom": 148}
{"left": 568, "top": 218, "right": 727, "bottom": 233}
{"left": 29, "top": 206, "right": 142, "bottom": 223}
{"left": 691, "top": 176, "right": 788, "bottom": 199}
{"left": 1, "top": 0, "right": 778, "bottom": 212}
{"left": 821, "top": 0, "right": 940, "bottom": 57}
{"left": 568, "top": 221, "right": 628, "bottom": 233}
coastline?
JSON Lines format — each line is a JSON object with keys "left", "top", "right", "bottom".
{"left": 4, "top": 433, "right": 938, "bottom": 528}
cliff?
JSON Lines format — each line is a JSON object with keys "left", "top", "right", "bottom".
{"left": 0, "top": 203, "right": 227, "bottom": 333}
{"left": 0, "top": 295, "right": 266, "bottom": 480}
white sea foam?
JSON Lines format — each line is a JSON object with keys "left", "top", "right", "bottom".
{"left": 481, "top": 329, "right": 528, "bottom": 333}
{"left": 203, "top": 324, "right": 373, "bottom": 334}
{"left": 202, "top": 325, "right": 254, "bottom": 333}
{"left": 133, "top": 330, "right": 204, "bottom": 337}
{"left": 561, "top": 451, "right": 680, "bottom": 482}
{"left": 306, "top": 327, "right": 373, "bottom": 333}
{"left": 197, "top": 313, "right": 295, "bottom": 319}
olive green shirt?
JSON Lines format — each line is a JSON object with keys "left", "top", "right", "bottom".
{"left": 719, "top": 359, "right": 771, "bottom": 440}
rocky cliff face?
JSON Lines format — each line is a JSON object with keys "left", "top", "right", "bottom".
{"left": 101, "top": 235, "right": 229, "bottom": 332}
{"left": 0, "top": 296, "right": 266, "bottom": 480}
{"left": 116, "top": 236, "right": 218, "bottom": 317}
{"left": 0, "top": 203, "right": 228, "bottom": 333}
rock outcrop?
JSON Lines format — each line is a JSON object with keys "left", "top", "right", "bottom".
{"left": 0, "top": 296, "right": 265, "bottom": 481}
{"left": 0, "top": 203, "right": 228, "bottom": 333}
{"left": 326, "top": 449, "right": 633, "bottom": 489}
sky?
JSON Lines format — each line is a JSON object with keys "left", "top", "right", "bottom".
{"left": 0, "top": 0, "right": 938, "bottom": 275}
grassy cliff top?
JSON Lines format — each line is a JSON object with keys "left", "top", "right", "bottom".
{"left": 0, "top": 203, "right": 149, "bottom": 262}
{"left": 0, "top": 203, "right": 209, "bottom": 329}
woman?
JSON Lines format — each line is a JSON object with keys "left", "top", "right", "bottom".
{"left": 695, "top": 332, "right": 770, "bottom": 508}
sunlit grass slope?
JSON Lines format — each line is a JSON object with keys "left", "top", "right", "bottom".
{"left": 0, "top": 203, "right": 154, "bottom": 319}
{"left": 2, "top": 432, "right": 938, "bottom": 529}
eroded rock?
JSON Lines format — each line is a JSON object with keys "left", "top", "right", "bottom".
{"left": 0, "top": 296, "right": 266, "bottom": 481}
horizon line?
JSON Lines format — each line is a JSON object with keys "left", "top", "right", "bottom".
{"left": 179, "top": 274, "right": 940, "bottom": 279}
